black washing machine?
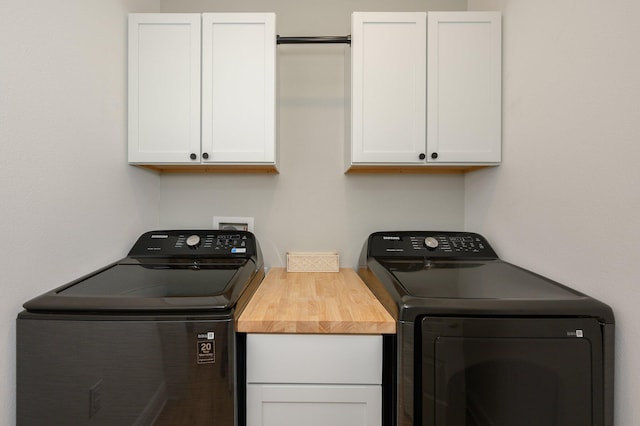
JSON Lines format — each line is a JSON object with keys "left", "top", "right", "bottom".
{"left": 358, "top": 231, "right": 614, "bottom": 426}
{"left": 17, "top": 230, "right": 264, "bottom": 426}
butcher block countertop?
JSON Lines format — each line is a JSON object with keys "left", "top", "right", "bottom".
{"left": 236, "top": 268, "right": 396, "bottom": 334}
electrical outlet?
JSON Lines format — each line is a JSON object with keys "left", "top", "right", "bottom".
{"left": 213, "top": 216, "right": 254, "bottom": 232}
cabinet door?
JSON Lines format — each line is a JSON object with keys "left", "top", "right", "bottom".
{"left": 128, "top": 14, "right": 201, "bottom": 163}
{"left": 427, "top": 12, "right": 502, "bottom": 163}
{"left": 247, "top": 384, "right": 381, "bottom": 426}
{"left": 247, "top": 334, "right": 382, "bottom": 385}
{"left": 202, "top": 13, "right": 276, "bottom": 164}
{"left": 351, "top": 12, "right": 427, "bottom": 164}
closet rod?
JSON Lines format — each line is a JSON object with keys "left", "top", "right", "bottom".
{"left": 276, "top": 35, "right": 351, "bottom": 45}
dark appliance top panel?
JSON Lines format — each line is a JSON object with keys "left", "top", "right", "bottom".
{"left": 22, "top": 230, "right": 263, "bottom": 314}
{"left": 128, "top": 230, "right": 258, "bottom": 259}
{"left": 365, "top": 231, "right": 498, "bottom": 260}
{"left": 59, "top": 264, "right": 237, "bottom": 297}
{"left": 382, "top": 260, "right": 585, "bottom": 300}
{"left": 360, "top": 231, "right": 614, "bottom": 323}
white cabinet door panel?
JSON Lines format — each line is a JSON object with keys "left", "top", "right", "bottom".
{"left": 247, "top": 334, "right": 382, "bottom": 385}
{"left": 202, "top": 13, "right": 276, "bottom": 163}
{"left": 427, "top": 12, "right": 502, "bottom": 163}
{"left": 351, "top": 12, "right": 427, "bottom": 163}
{"left": 128, "top": 14, "right": 201, "bottom": 163}
{"left": 247, "top": 384, "right": 381, "bottom": 426}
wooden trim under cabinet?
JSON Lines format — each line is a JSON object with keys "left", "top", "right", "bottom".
{"left": 345, "top": 164, "right": 498, "bottom": 174}
{"left": 132, "top": 164, "right": 279, "bottom": 174}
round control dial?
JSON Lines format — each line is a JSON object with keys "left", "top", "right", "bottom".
{"left": 186, "top": 234, "right": 201, "bottom": 248}
{"left": 424, "top": 237, "right": 439, "bottom": 250}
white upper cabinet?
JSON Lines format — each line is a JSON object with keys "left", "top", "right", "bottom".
{"left": 128, "top": 14, "right": 201, "bottom": 164}
{"left": 347, "top": 11, "right": 502, "bottom": 172}
{"left": 350, "top": 12, "right": 427, "bottom": 164}
{"left": 202, "top": 13, "right": 276, "bottom": 164}
{"left": 128, "top": 13, "right": 277, "bottom": 171}
{"left": 427, "top": 12, "right": 502, "bottom": 164}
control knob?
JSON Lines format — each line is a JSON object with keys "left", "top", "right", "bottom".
{"left": 424, "top": 237, "right": 439, "bottom": 250}
{"left": 186, "top": 234, "right": 201, "bottom": 249}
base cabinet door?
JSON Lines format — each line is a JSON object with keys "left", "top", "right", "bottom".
{"left": 246, "top": 334, "right": 383, "bottom": 426}
{"left": 247, "top": 384, "right": 381, "bottom": 426}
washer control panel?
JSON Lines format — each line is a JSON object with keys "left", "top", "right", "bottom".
{"left": 128, "top": 230, "right": 256, "bottom": 257}
{"left": 367, "top": 231, "right": 498, "bottom": 259}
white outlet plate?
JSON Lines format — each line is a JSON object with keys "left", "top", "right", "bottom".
{"left": 213, "top": 216, "right": 254, "bottom": 232}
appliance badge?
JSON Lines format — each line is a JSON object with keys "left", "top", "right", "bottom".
{"left": 196, "top": 332, "right": 216, "bottom": 364}
{"left": 566, "top": 329, "right": 584, "bottom": 338}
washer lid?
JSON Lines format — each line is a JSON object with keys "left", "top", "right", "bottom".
{"left": 23, "top": 260, "right": 257, "bottom": 313}
{"left": 61, "top": 264, "right": 237, "bottom": 298}
{"left": 383, "top": 260, "right": 584, "bottom": 300}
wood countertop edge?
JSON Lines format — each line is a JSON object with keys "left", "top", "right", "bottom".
{"left": 236, "top": 267, "right": 396, "bottom": 335}
{"left": 236, "top": 320, "right": 396, "bottom": 334}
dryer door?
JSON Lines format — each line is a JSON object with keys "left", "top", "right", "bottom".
{"left": 419, "top": 317, "right": 604, "bottom": 426}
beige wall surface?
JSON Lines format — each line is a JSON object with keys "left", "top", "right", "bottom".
{"left": 466, "top": 1, "right": 640, "bottom": 424}
{"left": 0, "top": 1, "right": 162, "bottom": 424}
{"left": 157, "top": 0, "right": 468, "bottom": 268}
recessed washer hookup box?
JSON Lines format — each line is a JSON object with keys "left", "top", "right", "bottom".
{"left": 286, "top": 252, "right": 339, "bottom": 272}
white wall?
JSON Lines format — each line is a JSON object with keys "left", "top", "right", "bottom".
{"left": 466, "top": 1, "right": 640, "bottom": 424}
{"left": 0, "top": 1, "right": 161, "bottom": 424}
{"left": 158, "top": 0, "right": 468, "bottom": 268}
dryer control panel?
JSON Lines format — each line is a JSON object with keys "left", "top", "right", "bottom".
{"left": 128, "top": 230, "right": 257, "bottom": 258}
{"left": 367, "top": 231, "right": 498, "bottom": 259}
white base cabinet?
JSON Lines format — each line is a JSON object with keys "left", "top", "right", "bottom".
{"left": 246, "top": 334, "right": 382, "bottom": 426}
